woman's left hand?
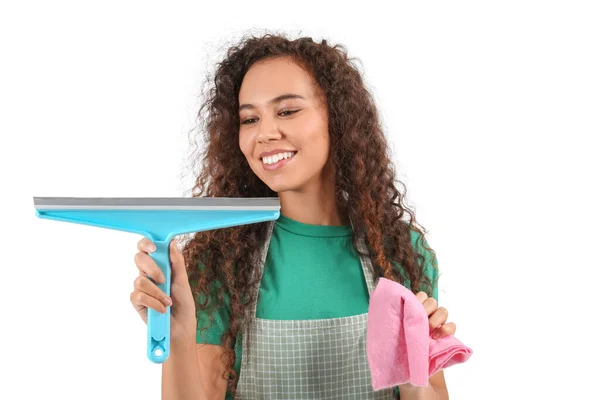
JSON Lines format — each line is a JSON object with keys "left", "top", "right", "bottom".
{"left": 416, "top": 292, "right": 456, "bottom": 339}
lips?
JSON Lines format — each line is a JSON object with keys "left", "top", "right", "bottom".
{"left": 261, "top": 151, "right": 295, "bottom": 164}
{"left": 261, "top": 151, "right": 296, "bottom": 171}
{"left": 259, "top": 148, "right": 297, "bottom": 159}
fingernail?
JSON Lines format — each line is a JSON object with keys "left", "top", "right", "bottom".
{"left": 148, "top": 244, "right": 156, "bottom": 253}
{"left": 164, "top": 297, "right": 172, "bottom": 306}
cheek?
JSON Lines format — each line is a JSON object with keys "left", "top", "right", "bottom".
{"left": 308, "top": 137, "right": 329, "bottom": 166}
{"left": 238, "top": 132, "right": 253, "bottom": 159}
{"left": 238, "top": 132, "right": 264, "bottom": 175}
{"left": 301, "top": 121, "right": 330, "bottom": 163}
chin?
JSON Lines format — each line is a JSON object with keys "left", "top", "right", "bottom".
{"left": 265, "top": 182, "right": 296, "bottom": 194}
{"left": 262, "top": 177, "right": 305, "bottom": 194}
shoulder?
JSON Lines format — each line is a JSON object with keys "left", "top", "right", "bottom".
{"left": 392, "top": 223, "right": 440, "bottom": 300}
{"left": 412, "top": 227, "right": 439, "bottom": 301}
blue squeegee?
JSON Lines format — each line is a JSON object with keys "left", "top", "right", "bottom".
{"left": 33, "top": 196, "right": 280, "bottom": 363}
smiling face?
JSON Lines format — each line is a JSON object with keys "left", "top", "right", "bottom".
{"left": 238, "top": 56, "right": 331, "bottom": 194}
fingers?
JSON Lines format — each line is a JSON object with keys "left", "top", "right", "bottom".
{"left": 130, "top": 289, "right": 169, "bottom": 316}
{"left": 135, "top": 238, "right": 186, "bottom": 286}
{"left": 130, "top": 274, "right": 172, "bottom": 321}
{"left": 416, "top": 291, "right": 456, "bottom": 339}
{"left": 134, "top": 244, "right": 165, "bottom": 284}
{"left": 132, "top": 237, "right": 174, "bottom": 324}
{"left": 415, "top": 291, "right": 428, "bottom": 303}
{"left": 137, "top": 237, "right": 156, "bottom": 253}
{"left": 422, "top": 297, "right": 438, "bottom": 317}
{"left": 133, "top": 274, "right": 172, "bottom": 308}
{"left": 416, "top": 291, "right": 438, "bottom": 316}
{"left": 428, "top": 306, "right": 448, "bottom": 331}
{"left": 432, "top": 322, "right": 456, "bottom": 339}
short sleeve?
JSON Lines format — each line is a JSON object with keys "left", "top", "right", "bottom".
{"left": 391, "top": 227, "right": 440, "bottom": 302}
{"left": 191, "top": 261, "right": 232, "bottom": 346}
{"left": 410, "top": 229, "right": 440, "bottom": 302}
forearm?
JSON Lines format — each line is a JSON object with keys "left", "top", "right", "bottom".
{"left": 162, "top": 334, "right": 207, "bottom": 400}
{"left": 398, "top": 383, "right": 448, "bottom": 400}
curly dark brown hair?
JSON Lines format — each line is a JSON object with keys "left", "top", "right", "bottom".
{"left": 181, "top": 31, "right": 439, "bottom": 396}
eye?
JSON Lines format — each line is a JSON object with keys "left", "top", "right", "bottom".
{"left": 279, "top": 109, "right": 300, "bottom": 117}
{"left": 241, "top": 117, "right": 258, "bottom": 125}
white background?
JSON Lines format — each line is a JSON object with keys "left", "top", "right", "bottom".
{"left": 2, "top": 1, "right": 599, "bottom": 399}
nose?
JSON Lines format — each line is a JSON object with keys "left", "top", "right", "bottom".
{"left": 256, "top": 115, "right": 282, "bottom": 143}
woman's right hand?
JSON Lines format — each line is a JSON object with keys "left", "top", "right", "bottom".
{"left": 130, "top": 238, "right": 197, "bottom": 341}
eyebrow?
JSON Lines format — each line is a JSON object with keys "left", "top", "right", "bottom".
{"left": 239, "top": 93, "right": 305, "bottom": 112}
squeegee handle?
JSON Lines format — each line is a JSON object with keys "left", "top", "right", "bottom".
{"left": 147, "top": 239, "right": 171, "bottom": 363}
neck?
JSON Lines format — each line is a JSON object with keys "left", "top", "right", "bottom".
{"left": 278, "top": 181, "right": 346, "bottom": 226}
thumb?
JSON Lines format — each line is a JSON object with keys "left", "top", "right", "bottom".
{"left": 169, "top": 239, "right": 189, "bottom": 286}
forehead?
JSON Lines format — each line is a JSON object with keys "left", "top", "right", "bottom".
{"left": 239, "top": 56, "right": 316, "bottom": 104}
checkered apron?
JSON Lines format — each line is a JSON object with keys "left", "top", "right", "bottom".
{"left": 235, "top": 221, "right": 395, "bottom": 399}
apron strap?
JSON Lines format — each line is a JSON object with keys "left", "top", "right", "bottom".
{"left": 247, "top": 220, "right": 275, "bottom": 321}
{"left": 350, "top": 218, "right": 378, "bottom": 296}
{"left": 356, "top": 232, "right": 377, "bottom": 296}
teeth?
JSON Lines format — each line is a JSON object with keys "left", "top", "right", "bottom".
{"left": 262, "top": 152, "right": 295, "bottom": 165}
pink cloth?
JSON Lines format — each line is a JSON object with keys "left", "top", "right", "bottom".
{"left": 366, "top": 278, "right": 472, "bottom": 390}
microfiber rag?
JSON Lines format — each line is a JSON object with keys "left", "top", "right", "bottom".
{"left": 366, "top": 278, "right": 472, "bottom": 390}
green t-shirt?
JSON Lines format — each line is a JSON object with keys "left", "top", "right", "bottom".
{"left": 196, "top": 214, "right": 439, "bottom": 399}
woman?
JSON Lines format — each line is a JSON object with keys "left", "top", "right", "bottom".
{"left": 130, "top": 33, "right": 456, "bottom": 399}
